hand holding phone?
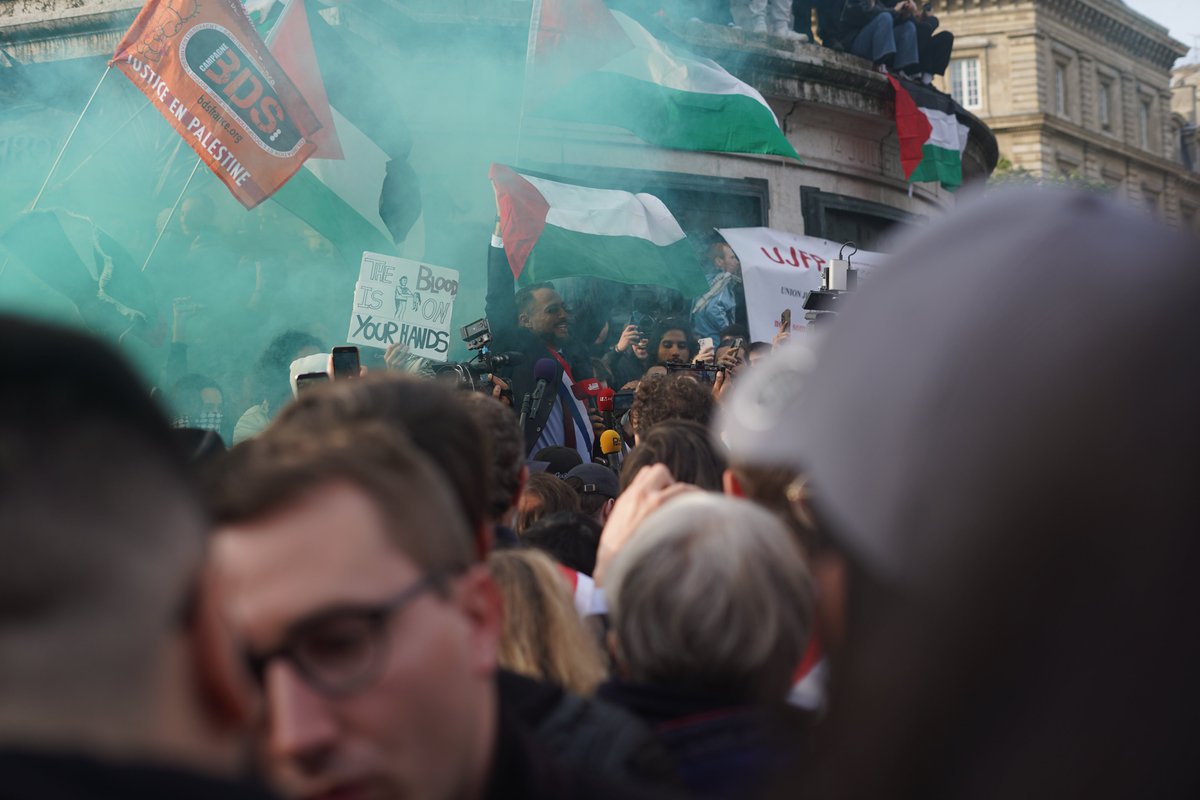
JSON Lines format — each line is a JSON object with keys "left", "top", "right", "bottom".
{"left": 616, "top": 324, "right": 642, "bottom": 354}
{"left": 780, "top": 308, "right": 792, "bottom": 333}
{"left": 331, "top": 346, "right": 361, "bottom": 380}
{"left": 295, "top": 372, "right": 329, "bottom": 394}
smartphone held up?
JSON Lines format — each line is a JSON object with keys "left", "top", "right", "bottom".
{"left": 331, "top": 346, "right": 361, "bottom": 380}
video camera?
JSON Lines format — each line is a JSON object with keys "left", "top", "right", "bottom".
{"left": 431, "top": 318, "right": 523, "bottom": 393}
{"left": 803, "top": 242, "right": 859, "bottom": 326}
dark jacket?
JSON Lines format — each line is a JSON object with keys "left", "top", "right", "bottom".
{"left": 0, "top": 749, "right": 278, "bottom": 800}
{"left": 597, "top": 680, "right": 814, "bottom": 800}
{"left": 485, "top": 242, "right": 595, "bottom": 454}
{"left": 879, "top": 0, "right": 940, "bottom": 31}
{"left": 499, "top": 670, "right": 678, "bottom": 791}
{"left": 821, "top": 0, "right": 892, "bottom": 49}
{"left": 601, "top": 346, "right": 649, "bottom": 388}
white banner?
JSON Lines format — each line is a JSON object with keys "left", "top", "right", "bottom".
{"left": 718, "top": 228, "right": 887, "bottom": 343}
{"left": 347, "top": 252, "right": 459, "bottom": 362}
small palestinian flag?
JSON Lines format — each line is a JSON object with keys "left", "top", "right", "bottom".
{"left": 889, "top": 76, "right": 970, "bottom": 190}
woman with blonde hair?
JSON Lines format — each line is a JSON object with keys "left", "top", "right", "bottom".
{"left": 489, "top": 548, "right": 608, "bottom": 696}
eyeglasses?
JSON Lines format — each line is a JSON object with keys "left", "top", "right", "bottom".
{"left": 243, "top": 574, "right": 444, "bottom": 697}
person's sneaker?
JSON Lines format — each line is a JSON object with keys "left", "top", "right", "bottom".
{"left": 874, "top": 63, "right": 890, "bottom": 75}
{"left": 770, "top": 27, "right": 808, "bottom": 41}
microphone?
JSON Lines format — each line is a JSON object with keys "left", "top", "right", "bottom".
{"left": 517, "top": 391, "right": 532, "bottom": 429}
{"left": 600, "top": 429, "right": 623, "bottom": 472}
{"left": 526, "top": 358, "right": 558, "bottom": 435}
{"left": 571, "top": 378, "right": 603, "bottom": 401}
{"left": 596, "top": 387, "right": 615, "bottom": 431}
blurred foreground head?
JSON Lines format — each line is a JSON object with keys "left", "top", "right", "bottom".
{"left": 270, "top": 373, "right": 492, "bottom": 556}
{"left": 0, "top": 315, "right": 246, "bottom": 773}
{"left": 606, "top": 493, "right": 813, "bottom": 704}
{"left": 736, "top": 190, "right": 1200, "bottom": 798}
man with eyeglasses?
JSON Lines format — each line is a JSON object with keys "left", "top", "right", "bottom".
{"left": 487, "top": 227, "right": 599, "bottom": 462}
{"left": 206, "top": 421, "right": 658, "bottom": 800}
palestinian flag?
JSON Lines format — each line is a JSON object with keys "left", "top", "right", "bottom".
{"left": 258, "top": 0, "right": 420, "bottom": 256}
{"left": 528, "top": 0, "right": 799, "bottom": 160}
{"left": 263, "top": 0, "right": 391, "bottom": 255}
{"left": 489, "top": 163, "right": 708, "bottom": 298}
{"left": 889, "top": 75, "right": 969, "bottom": 190}
{"left": 1, "top": 209, "right": 160, "bottom": 340}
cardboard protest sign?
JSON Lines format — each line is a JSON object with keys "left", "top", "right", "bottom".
{"left": 110, "top": 0, "right": 321, "bottom": 209}
{"left": 347, "top": 252, "right": 459, "bottom": 362}
{"left": 718, "top": 227, "right": 886, "bottom": 343}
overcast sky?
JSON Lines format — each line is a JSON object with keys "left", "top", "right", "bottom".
{"left": 1122, "top": 0, "right": 1200, "bottom": 63}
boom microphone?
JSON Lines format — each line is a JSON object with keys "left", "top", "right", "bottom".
{"left": 517, "top": 391, "right": 532, "bottom": 429}
{"left": 526, "top": 358, "right": 558, "bottom": 436}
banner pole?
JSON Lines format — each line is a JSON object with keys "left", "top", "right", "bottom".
{"left": 141, "top": 157, "right": 202, "bottom": 273}
{"left": 154, "top": 138, "right": 186, "bottom": 197}
{"left": 28, "top": 65, "right": 111, "bottom": 211}
{"left": 515, "top": 0, "right": 543, "bottom": 168}
{"left": 51, "top": 99, "right": 152, "bottom": 190}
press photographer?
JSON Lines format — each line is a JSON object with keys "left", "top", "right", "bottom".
{"left": 430, "top": 317, "right": 523, "bottom": 400}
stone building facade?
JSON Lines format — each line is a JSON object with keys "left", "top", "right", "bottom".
{"left": 932, "top": 0, "right": 1199, "bottom": 230}
{"left": 1172, "top": 62, "right": 1200, "bottom": 174}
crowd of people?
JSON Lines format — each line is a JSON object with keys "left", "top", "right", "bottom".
{"left": 98, "top": 0, "right": 967, "bottom": 457}
{"left": 3, "top": 184, "right": 1197, "bottom": 800}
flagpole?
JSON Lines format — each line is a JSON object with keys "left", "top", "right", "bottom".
{"left": 515, "top": 0, "right": 543, "bottom": 168}
{"left": 28, "top": 65, "right": 111, "bottom": 212}
{"left": 154, "top": 138, "right": 186, "bottom": 197}
{"left": 51, "top": 99, "right": 151, "bottom": 190}
{"left": 141, "top": 158, "right": 202, "bottom": 273}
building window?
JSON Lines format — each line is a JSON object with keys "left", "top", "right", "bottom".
{"left": 949, "top": 57, "right": 980, "bottom": 109}
{"left": 801, "top": 187, "right": 921, "bottom": 251}
{"left": 1098, "top": 79, "right": 1111, "bottom": 130}
{"left": 1139, "top": 98, "right": 1151, "bottom": 149}
{"left": 1054, "top": 63, "right": 1067, "bottom": 116}
{"left": 1143, "top": 187, "right": 1160, "bottom": 213}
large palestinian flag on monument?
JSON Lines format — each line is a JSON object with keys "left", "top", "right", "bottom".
{"left": 489, "top": 163, "right": 709, "bottom": 298}
{"left": 889, "top": 75, "right": 970, "bottom": 190}
{"left": 528, "top": 0, "right": 799, "bottom": 160}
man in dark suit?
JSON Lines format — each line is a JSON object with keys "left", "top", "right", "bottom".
{"left": 486, "top": 233, "right": 597, "bottom": 460}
